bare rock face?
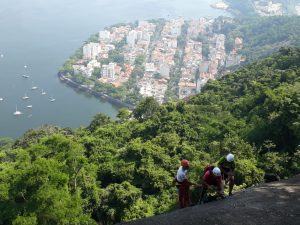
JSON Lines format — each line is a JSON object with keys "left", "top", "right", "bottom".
{"left": 118, "top": 175, "right": 300, "bottom": 225}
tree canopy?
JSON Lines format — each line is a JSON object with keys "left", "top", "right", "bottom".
{"left": 1, "top": 47, "right": 300, "bottom": 225}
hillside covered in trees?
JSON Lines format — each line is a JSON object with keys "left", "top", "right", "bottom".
{"left": 214, "top": 16, "right": 300, "bottom": 63}
{"left": 225, "top": 0, "right": 300, "bottom": 17}
{"left": 0, "top": 47, "right": 300, "bottom": 225}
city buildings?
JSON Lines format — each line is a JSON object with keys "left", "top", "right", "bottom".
{"left": 83, "top": 43, "right": 101, "bottom": 60}
{"left": 74, "top": 17, "right": 244, "bottom": 104}
{"left": 127, "top": 30, "right": 138, "bottom": 47}
{"left": 99, "top": 30, "right": 111, "bottom": 42}
{"left": 101, "top": 63, "right": 116, "bottom": 79}
{"left": 253, "top": 1, "right": 283, "bottom": 16}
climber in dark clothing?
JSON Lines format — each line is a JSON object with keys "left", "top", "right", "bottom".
{"left": 218, "top": 153, "right": 235, "bottom": 196}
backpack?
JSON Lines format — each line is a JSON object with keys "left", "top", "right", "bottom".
{"left": 202, "top": 165, "right": 215, "bottom": 177}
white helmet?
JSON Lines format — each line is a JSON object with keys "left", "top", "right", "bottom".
{"left": 212, "top": 167, "right": 221, "bottom": 176}
{"left": 226, "top": 153, "right": 234, "bottom": 162}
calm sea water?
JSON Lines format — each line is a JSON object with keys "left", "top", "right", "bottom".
{"left": 0, "top": 0, "right": 228, "bottom": 138}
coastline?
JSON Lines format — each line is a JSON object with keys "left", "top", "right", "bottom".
{"left": 58, "top": 7, "right": 235, "bottom": 109}
{"left": 58, "top": 72, "right": 134, "bottom": 109}
{"left": 210, "top": 1, "right": 229, "bottom": 10}
{"left": 216, "top": 1, "right": 238, "bottom": 17}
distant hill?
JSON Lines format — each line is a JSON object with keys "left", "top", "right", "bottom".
{"left": 214, "top": 16, "right": 300, "bottom": 63}
{"left": 225, "top": 0, "right": 255, "bottom": 17}
{"left": 118, "top": 174, "right": 300, "bottom": 225}
{"left": 225, "top": 0, "right": 300, "bottom": 17}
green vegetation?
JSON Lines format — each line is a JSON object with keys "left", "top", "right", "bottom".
{"left": 1, "top": 47, "right": 300, "bottom": 224}
{"left": 225, "top": 0, "right": 256, "bottom": 17}
{"left": 214, "top": 16, "right": 300, "bottom": 62}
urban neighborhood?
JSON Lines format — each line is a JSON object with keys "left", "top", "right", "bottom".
{"left": 67, "top": 17, "right": 244, "bottom": 104}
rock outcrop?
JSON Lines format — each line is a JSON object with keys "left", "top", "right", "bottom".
{"left": 118, "top": 175, "right": 300, "bottom": 225}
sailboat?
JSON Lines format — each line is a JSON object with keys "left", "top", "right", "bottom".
{"left": 31, "top": 81, "right": 38, "bottom": 90}
{"left": 13, "top": 105, "right": 22, "bottom": 116}
{"left": 50, "top": 96, "right": 56, "bottom": 102}
{"left": 22, "top": 93, "right": 29, "bottom": 100}
{"left": 41, "top": 89, "right": 46, "bottom": 95}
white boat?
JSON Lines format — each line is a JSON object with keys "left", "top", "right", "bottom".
{"left": 50, "top": 96, "right": 56, "bottom": 102}
{"left": 24, "top": 65, "right": 27, "bottom": 68}
{"left": 26, "top": 105, "right": 33, "bottom": 108}
{"left": 0, "top": 54, "right": 4, "bottom": 58}
{"left": 13, "top": 105, "right": 22, "bottom": 116}
{"left": 31, "top": 86, "right": 38, "bottom": 90}
{"left": 22, "top": 74, "right": 30, "bottom": 78}
{"left": 0, "top": 98, "right": 3, "bottom": 101}
{"left": 22, "top": 93, "right": 29, "bottom": 100}
{"left": 41, "top": 89, "right": 46, "bottom": 95}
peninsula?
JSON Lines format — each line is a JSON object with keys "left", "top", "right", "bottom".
{"left": 59, "top": 17, "right": 244, "bottom": 105}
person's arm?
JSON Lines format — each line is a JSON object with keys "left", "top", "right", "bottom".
{"left": 226, "top": 162, "right": 235, "bottom": 176}
{"left": 201, "top": 176, "right": 212, "bottom": 189}
{"left": 231, "top": 161, "right": 236, "bottom": 172}
{"left": 202, "top": 171, "right": 211, "bottom": 188}
{"left": 184, "top": 179, "right": 196, "bottom": 186}
{"left": 172, "top": 176, "right": 177, "bottom": 185}
{"left": 216, "top": 177, "right": 224, "bottom": 195}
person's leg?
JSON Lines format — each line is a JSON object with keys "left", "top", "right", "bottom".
{"left": 198, "top": 185, "right": 207, "bottom": 204}
{"left": 179, "top": 191, "right": 185, "bottom": 208}
{"left": 179, "top": 184, "right": 189, "bottom": 208}
{"left": 228, "top": 175, "right": 234, "bottom": 195}
{"left": 184, "top": 191, "right": 190, "bottom": 207}
{"left": 216, "top": 181, "right": 225, "bottom": 198}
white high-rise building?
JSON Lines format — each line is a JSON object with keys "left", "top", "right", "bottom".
{"left": 145, "top": 63, "right": 156, "bottom": 72}
{"left": 137, "top": 31, "right": 143, "bottom": 40}
{"left": 171, "top": 26, "right": 181, "bottom": 36}
{"left": 102, "top": 63, "right": 115, "bottom": 79}
{"left": 99, "top": 30, "right": 111, "bottom": 42}
{"left": 126, "top": 30, "right": 137, "bottom": 47}
{"left": 160, "top": 63, "right": 170, "bottom": 79}
{"left": 83, "top": 43, "right": 101, "bottom": 60}
{"left": 142, "top": 32, "right": 151, "bottom": 42}
{"left": 107, "top": 63, "right": 115, "bottom": 79}
{"left": 101, "top": 65, "right": 108, "bottom": 77}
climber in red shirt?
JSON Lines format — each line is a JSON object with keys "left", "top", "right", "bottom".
{"left": 198, "top": 166, "right": 224, "bottom": 204}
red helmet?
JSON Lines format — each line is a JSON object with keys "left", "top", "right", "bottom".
{"left": 181, "top": 159, "right": 190, "bottom": 167}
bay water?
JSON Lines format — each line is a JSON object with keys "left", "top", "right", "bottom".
{"left": 0, "top": 0, "right": 228, "bottom": 138}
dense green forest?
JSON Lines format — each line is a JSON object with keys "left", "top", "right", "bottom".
{"left": 1, "top": 47, "right": 300, "bottom": 225}
{"left": 225, "top": 0, "right": 300, "bottom": 16}
{"left": 225, "top": 0, "right": 255, "bottom": 17}
{"left": 214, "top": 16, "right": 300, "bottom": 63}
